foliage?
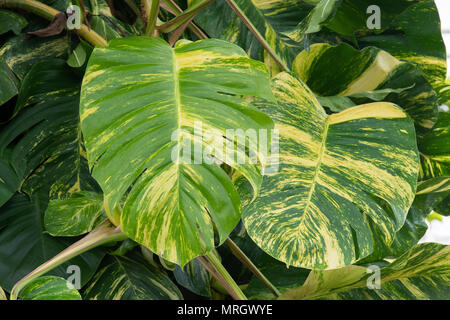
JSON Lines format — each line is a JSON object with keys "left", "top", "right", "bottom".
{"left": 0, "top": 0, "right": 448, "bottom": 300}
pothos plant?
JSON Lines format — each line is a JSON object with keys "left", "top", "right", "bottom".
{"left": 0, "top": 0, "right": 449, "bottom": 300}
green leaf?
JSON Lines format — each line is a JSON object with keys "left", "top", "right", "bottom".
{"left": 0, "top": 286, "right": 6, "bottom": 300}
{"left": 317, "top": 86, "right": 413, "bottom": 113}
{"left": 0, "top": 59, "right": 100, "bottom": 199}
{"left": 0, "top": 194, "right": 105, "bottom": 292}
{"left": 80, "top": 37, "right": 274, "bottom": 266}
{"left": 419, "top": 112, "right": 450, "bottom": 180}
{"left": 44, "top": 191, "right": 106, "bottom": 237}
{"left": 0, "top": 9, "right": 27, "bottom": 35}
{"left": 83, "top": 255, "right": 182, "bottom": 300}
{"left": 0, "top": 34, "right": 69, "bottom": 80}
{"left": 243, "top": 72, "right": 419, "bottom": 269}
{"left": 244, "top": 253, "right": 309, "bottom": 300}
{"left": 67, "top": 43, "right": 87, "bottom": 68}
{"left": 293, "top": 43, "right": 438, "bottom": 133}
{"left": 280, "top": 243, "right": 450, "bottom": 300}
{"left": 0, "top": 59, "right": 19, "bottom": 106}
{"left": 20, "top": 276, "right": 81, "bottom": 300}
{"left": 358, "top": 1, "right": 447, "bottom": 89}
{"left": 414, "top": 176, "right": 450, "bottom": 217}
{"left": 192, "top": 0, "right": 317, "bottom": 71}
{"left": 173, "top": 258, "right": 211, "bottom": 297}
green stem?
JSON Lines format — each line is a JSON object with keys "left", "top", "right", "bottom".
{"left": 226, "top": 238, "right": 281, "bottom": 297}
{"left": 224, "top": 0, "right": 288, "bottom": 72}
{"left": 160, "top": 0, "right": 208, "bottom": 39}
{"left": 10, "top": 221, "right": 126, "bottom": 300}
{"left": 157, "top": 0, "right": 214, "bottom": 33}
{"left": 203, "top": 251, "right": 247, "bottom": 300}
{"left": 143, "top": 0, "right": 160, "bottom": 36}
{"left": 1, "top": 0, "right": 107, "bottom": 46}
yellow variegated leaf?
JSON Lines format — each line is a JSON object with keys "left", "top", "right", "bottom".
{"left": 280, "top": 243, "right": 450, "bottom": 300}
{"left": 293, "top": 43, "right": 438, "bottom": 133}
{"left": 243, "top": 72, "right": 419, "bottom": 269}
{"left": 80, "top": 37, "right": 274, "bottom": 266}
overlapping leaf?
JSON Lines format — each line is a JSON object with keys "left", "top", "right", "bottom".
{"left": 293, "top": 43, "right": 438, "bottom": 132}
{"left": 83, "top": 255, "right": 182, "bottom": 300}
{"left": 44, "top": 191, "right": 106, "bottom": 237}
{"left": 20, "top": 276, "right": 81, "bottom": 300}
{"left": 80, "top": 37, "right": 274, "bottom": 266}
{"left": 281, "top": 243, "right": 450, "bottom": 300}
{"left": 243, "top": 72, "right": 419, "bottom": 269}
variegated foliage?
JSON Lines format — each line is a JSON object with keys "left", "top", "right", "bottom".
{"left": 280, "top": 243, "right": 450, "bottom": 300}
{"left": 243, "top": 72, "right": 419, "bottom": 269}
{"left": 80, "top": 37, "right": 274, "bottom": 266}
{"left": 293, "top": 43, "right": 438, "bottom": 133}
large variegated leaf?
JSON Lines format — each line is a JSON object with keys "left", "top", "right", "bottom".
{"left": 280, "top": 243, "right": 450, "bottom": 300}
{"left": 83, "top": 255, "right": 182, "bottom": 300}
{"left": 44, "top": 191, "right": 106, "bottom": 237}
{"left": 293, "top": 43, "right": 438, "bottom": 132}
{"left": 20, "top": 276, "right": 81, "bottom": 300}
{"left": 243, "top": 72, "right": 419, "bottom": 269}
{"left": 80, "top": 37, "right": 274, "bottom": 266}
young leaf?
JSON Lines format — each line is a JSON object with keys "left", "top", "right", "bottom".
{"left": 45, "top": 191, "right": 106, "bottom": 237}
{"left": 243, "top": 72, "right": 419, "bottom": 269}
{"left": 293, "top": 43, "right": 439, "bottom": 133}
{"left": 80, "top": 37, "right": 274, "bottom": 266}
{"left": 20, "top": 276, "right": 81, "bottom": 300}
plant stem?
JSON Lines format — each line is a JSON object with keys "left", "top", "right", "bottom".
{"left": 1, "top": 0, "right": 107, "bottom": 47}
{"left": 10, "top": 221, "right": 126, "bottom": 300}
{"left": 157, "top": 0, "right": 215, "bottom": 34}
{"left": 143, "top": 0, "right": 160, "bottom": 36}
{"left": 226, "top": 238, "right": 281, "bottom": 297}
{"left": 202, "top": 251, "right": 248, "bottom": 300}
{"left": 224, "top": 0, "right": 288, "bottom": 72}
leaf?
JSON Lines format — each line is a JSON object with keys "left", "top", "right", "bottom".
{"left": 0, "top": 59, "right": 100, "bottom": 199}
{"left": 280, "top": 243, "right": 450, "bottom": 300}
{"left": 80, "top": 37, "right": 274, "bottom": 266}
{"left": 244, "top": 253, "right": 309, "bottom": 300}
{"left": 0, "top": 59, "right": 19, "bottom": 106}
{"left": 414, "top": 176, "right": 450, "bottom": 217}
{"left": 67, "top": 42, "right": 88, "bottom": 68}
{"left": 358, "top": 1, "right": 447, "bottom": 89}
{"left": 0, "top": 9, "right": 27, "bottom": 35}
{"left": 0, "top": 194, "right": 105, "bottom": 292}
{"left": 317, "top": 87, "right": 413, "bottom": 113}
{"left": 243, "top": 72, "right": 419, "bottom": 269}
{"left": 20, "top": 276, "right": 81, "bottom": 300}
{"left": 192, "top": 0, "right": 315, "bottom": 70}
{"left": 0, "top": 286, "right": 6, "bottom": 300}
{"left": 0, "top": 150, "right": 21, "bottom": 208}
{"left": 44, "top": 191, "right": 106, "bottom": 237}
{"left": 83, "top": 255, "right": 182, "bottom": 300}
{"left": 0, "top": 34, "right": 69, "bottom": 80}
{"left": 173, "top": 258, "right": 211, "bottom": 297}
{"left": 293, "top": 43, "right": 438, "bottom": 133}
{"left": 418, "top": 112, "right": 450, "bottom": 180}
